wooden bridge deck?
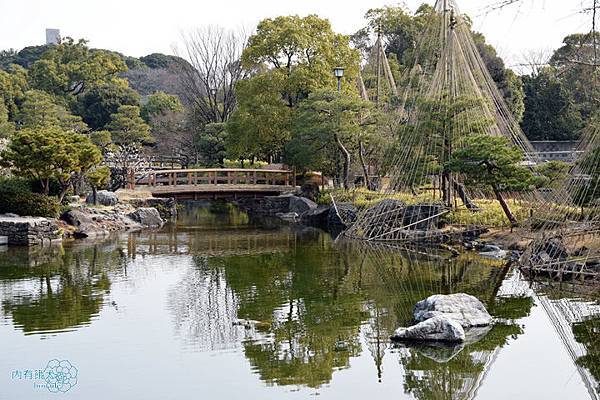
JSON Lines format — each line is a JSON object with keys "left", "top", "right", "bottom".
{"left": 130, "top": 168, "right": 296, "bottom": 199}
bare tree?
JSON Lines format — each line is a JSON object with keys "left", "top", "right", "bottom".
{"left": 148, "top": 110, "right": 198, "bottom": 167}
{"left": 173, "top": 26, "right": 249, "bottom": 125}
{"left": 512, "top": 48, "right": 552, "bottom": 76}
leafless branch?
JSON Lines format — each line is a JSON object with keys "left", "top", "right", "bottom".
{"left": 173, "top": 26, "right": 249, "bottom": 126}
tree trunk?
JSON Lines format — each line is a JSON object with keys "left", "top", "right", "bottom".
{"left": 358, "top": 140, "right": 371, "bottom": 190}
{"left": 92, "top": 186, "right": 98, "bottom": 206}
{"left": 493, "top": 185, "right": 518, "bottom": 227}
{"left": 334, "top": 133, "right": 351, "bottom": 190}
{"left": 42, "top": 178, "right": 50, "bottom": 195}
{"left": 442, "top": 171, "right": 451, "bottom": 207}
{"left": 453, "top": 180, "right": 479, "bottom": 211}
{"left": 58, "top": 186, "right": 69, "bottom": 204}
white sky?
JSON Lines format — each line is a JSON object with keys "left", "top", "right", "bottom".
{"left": 0, "top": 0, "right": 594, "bottom": 69}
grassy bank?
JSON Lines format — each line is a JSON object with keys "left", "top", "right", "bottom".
{"left": 319, "top": 188, "right": 535, "bottom": 228}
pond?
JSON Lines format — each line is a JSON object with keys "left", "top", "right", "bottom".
{"left": 0, "top": 202, "right": 599, "bottom": 400}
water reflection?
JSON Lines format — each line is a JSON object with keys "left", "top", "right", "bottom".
{"left": 0, "top": 201, "right": 599, "bottom": 399}
{"left": 0, "top": 239, "right": 126, "bottom": 335}
{"left": 167, "top": 231, "right": 533, "bottom": 393}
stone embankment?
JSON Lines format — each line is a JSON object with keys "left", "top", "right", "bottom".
{"left": 0, "top": 215, "right": 62, "bottom": 246}
{"left": 1, "top": 190, "right": 177, "bottom": 246}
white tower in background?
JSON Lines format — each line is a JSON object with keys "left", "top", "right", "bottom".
{"left": 46, "top": 29, "right": 60, "bottom": 45}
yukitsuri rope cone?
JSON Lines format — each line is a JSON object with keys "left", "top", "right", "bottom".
{"left": 520, "top": 118, "right": 600, "bottom": 287}
{"left": 344, "top": 0, "right": 543, "bottom": 243}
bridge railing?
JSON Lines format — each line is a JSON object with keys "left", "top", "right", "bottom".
{"left": 131, "top": 168, "right": 295, "bottom": 189}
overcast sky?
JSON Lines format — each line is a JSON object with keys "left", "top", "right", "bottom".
{"left": 0, "top": 0, "right": 594, "bottom": 69}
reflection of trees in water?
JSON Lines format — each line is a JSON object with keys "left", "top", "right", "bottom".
{"left": 351, "top": 246, "right": 531, "bottom": 400}
{"left": 168, "top": 256, "right": 248, "bottom": 351}
{"left": 208, "top": 244, "right": 367, "bottom": 388}
{"left": 177, "top": 201, "right": 250, "bottom": 229}
{"left": 535, "top": 292, "right": 600, "bottom": 400}
{"left": 573, "top": 317, "right": 600, "bottom": 395}
{"left": 171, "top": 233, "right": 524, "bottom": 391}
{"left": 0, "top": 239, "right": 126, "bottom": 335}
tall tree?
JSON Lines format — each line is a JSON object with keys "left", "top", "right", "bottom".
{"left": 521, "top": 68, "right": 583, "bottom": 141}
{"left": 0, "top": 65, "right": 28, "bottom": 120}
{"left": 242, "top": 15, "right": 360, "bottom": 108}
{"left": 226, "top": 73, "right": 292, "bottom": 162}
{"left": 549, "top": 32, "right": 600, "bottom": 122}
{"left": 175, "top": 26, "right": 248, "bottom": 125}
{"left": 17, "top": 90, "right": 88, "bottom": 132}
{"left": 286, "top": 89, "right": 373, "bottom": 189}
{"left": 76, "top": 82, "right": 141, "bottom": 130}
{"left": 29, "top": 38, "right": 127, "bottom": 98}
{"left": 141, "top": 91, "right": 183, "bottom": 122}
{"left": 106, "top": 105, "right": 152, "bottom": 145}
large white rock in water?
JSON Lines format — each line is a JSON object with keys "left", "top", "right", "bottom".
{"left": 391, "top": 315, "right": 465, "bottom": 343}
{"left": 413, "top": 293, "right": 492, "bottom": 328}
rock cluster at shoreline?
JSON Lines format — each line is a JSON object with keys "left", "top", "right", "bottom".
{"left": 0, "top": 191, "right": 176, "bottom": 246}
{"left": 236, "top": 193, "right": 358, "bottom": 232}
{"left": 59, "top": 192, "right": 172, "bottom": 239}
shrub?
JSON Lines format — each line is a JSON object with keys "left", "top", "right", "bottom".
{"left": 0, "top": 178, "right": 60, "bottom": 217}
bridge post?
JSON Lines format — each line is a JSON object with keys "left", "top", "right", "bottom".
{"left": 127, "top": 169, "right": 135, "bottom": 190}
{"left": 293, "top": 168, "right": 297, "bottom": 187}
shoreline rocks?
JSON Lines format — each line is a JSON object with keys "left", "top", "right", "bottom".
{"left": 127, "top": 208, "right": 164, "bottom": 228}
{"left": 86, "top": 190, "right": 118, "bottom": 206}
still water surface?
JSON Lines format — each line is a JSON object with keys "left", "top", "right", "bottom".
{"left": 0, "top": 202, "right": 599, "bottom": 400}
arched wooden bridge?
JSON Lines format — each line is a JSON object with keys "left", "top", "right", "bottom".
{"left": 129, "top": 168, "right": 296, "bottom": 200}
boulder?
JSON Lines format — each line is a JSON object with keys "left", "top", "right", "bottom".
{"left": 289, "top": 196, "right": 317, "bottom": 214}
{"left": 66, "top": 195, "right": 81, "bottom": 204}
{"left": 299, "top": 182, "right": 320, "bottom": 202}
{"left": 300, "top": 205, "right": 331, "bottom": 228}
{"left": 61, "top": 209, "right": 113, "bottom": 238}
{"left": 127, "top": 208, "right": 163, "bottom": 228}
{"left": 86, "top": 190, "right": 118, "bottom": 206}
{"left": 478, "top": 244, "right": 508, "bottom": 259}
{"left": 391, "top": 315, "right": 465, "bottom": 343}
{"left": 413, "top": 293, "right": 493, "bottom": 328}
{"left": 402, "top": 204, "right": 445, "bottom": 230}
{"left": 327, "top": 203, "right": 358, "bottom": 229}
{"left": 129, "top": 197, "right": 178, "bottom": 221}
{"left": 540, "top": 238, "right": 569, "bottom": 260}
{"left": 364, "top": 199, "right": 406, "bottom": 222}
{"left": 276, "top": 212, "right": 299, "bottom": 222}
{"left": 60, "top": 210, "right": 93, "bottom": 227}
